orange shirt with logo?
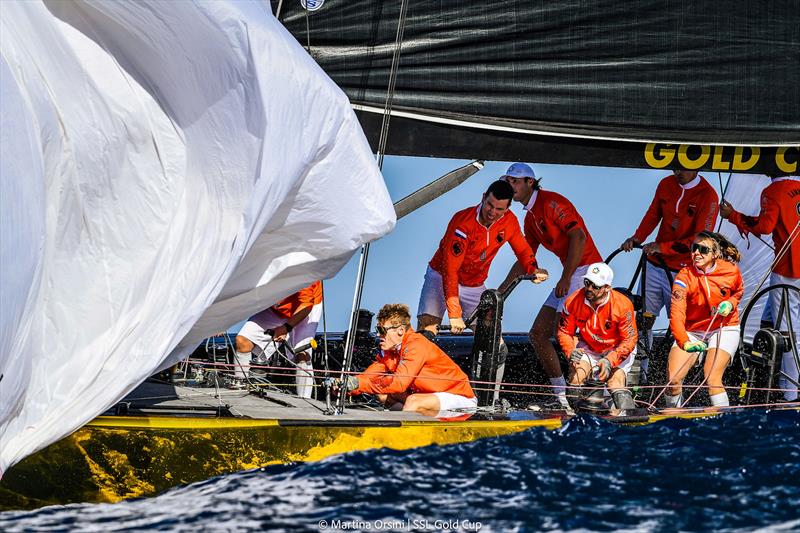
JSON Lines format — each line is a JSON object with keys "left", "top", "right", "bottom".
{"left": 728, "top": 177, "right": 800, "bottom": 279}
{"left": 354, "top": 330, "right": 475, "bottom": 398}
{"left": 523, "top": 190, "right": 602, "bottom": 268}
{"left": 669, "top": 261, "right": 744, "bottom": 346}
{"left": 633, "top": 174, "right": 719, "bottom": 272}
{"left": 557, "top": 288, "right": 638, "bottom": 367}
{"left": 270, "top": 281, "right": 323, "bottom": 319}
{"left": 429, "top": 205, "right": 538, "bottom": 319}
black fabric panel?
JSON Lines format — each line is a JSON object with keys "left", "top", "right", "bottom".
{"left": 274, "top": 0, "right": 799, "bottom": 152}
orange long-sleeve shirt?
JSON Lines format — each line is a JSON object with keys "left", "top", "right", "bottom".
{"left": 728, "top": 177, "right": 800, "bottom": 279}
{"left": 633, "top": 174, "right": 719, "bottom": 272}
{"left": 523, "top": 190, "right": 602, "bottom": 268}
{"left": 557, "top": 288, "right": 638, "bottom": 367}
{"left": 354, "top": 330, "right": 475, "bottom": 398}
{"left": 270, "top": 281, "right": 323, "bottom": 319}
{"left": 429, "top": 205, "right": 538, "bottom": 319}
{"left": 669, "top": 261, "right": 744, "bottom": 346}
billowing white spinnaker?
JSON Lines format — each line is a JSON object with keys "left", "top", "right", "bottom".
{"left": 0, "top": 0, "right": 395, "bottom": 473}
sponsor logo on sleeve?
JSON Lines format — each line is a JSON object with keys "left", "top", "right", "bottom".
{"left": 451, "top": 241, "right": 464, "bottom": 257}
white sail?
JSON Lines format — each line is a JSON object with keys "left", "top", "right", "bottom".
{"left": 0, "top": 0, "right": 395, "bottom": 473}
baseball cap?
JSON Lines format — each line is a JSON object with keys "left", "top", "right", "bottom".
{"left": 584, "top": 262, "right": 614, "bottom": 287}
{"left": 502, "top": 162, "right": 536, "bottom": 180}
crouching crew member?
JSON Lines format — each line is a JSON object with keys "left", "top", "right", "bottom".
{"left": 342, "top": 303, "right": 477, "bottom": 417}
{"left": 557, "top": 262, "right": 638, "bottom": 412}
{"left": 720, "top": 174, "right": 800, "bottom": 402}
{"left": 418, "top": 179, "right": 548, "bottom": 335}
{"left": 667, "top": 232, "right": 744, "bottom": 408}
{"left": 235, "top": 281, "right": 323, "bottom": 398}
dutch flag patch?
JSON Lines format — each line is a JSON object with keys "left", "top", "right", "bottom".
{"left": 454, "top": 229, "right": 467, "bottom": 239}
{"left": 674, "top": 280, "right": 687, "bottom": 289}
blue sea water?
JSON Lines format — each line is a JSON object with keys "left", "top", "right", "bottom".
{"left": 1, "top": 410, "right": 799, "bottom": 532}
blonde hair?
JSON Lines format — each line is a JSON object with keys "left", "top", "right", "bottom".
{"left": 376, "top": 303, "right": 411, "bottom": 327}
{"left": 696, "top": 231, "right": 741, "bottom": 263}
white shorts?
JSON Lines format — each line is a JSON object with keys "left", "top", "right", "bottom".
{"left": 576, "top": 341, "right": 636, "bottom": 375}
{"left": 543, "top": 264, "right": 591, "bottom": 312}
{"left": 641, "top": 260, "right": 676, "bottom": 318}
{"left": 417, "top": 265, "right": 484, "bottom": 321}
{"left": 237, "top": 303, "right": 322, "bottom": 362}
{"left": 433, "top": 392, "right": 478, "bottom": 418}
{"left": 672, "top": 325, "right": 741, "bottom": 358}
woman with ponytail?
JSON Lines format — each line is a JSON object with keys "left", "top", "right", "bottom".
{"left": 666, "top": 231, "right": 744, "bottom": 408}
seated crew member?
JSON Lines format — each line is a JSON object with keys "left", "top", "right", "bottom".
{"left": 234, "top": 281, "right": 323, "bottom": 398}
{"left": 720, "top": 173, "right": 800, "bottom": 402}
{"left": 666, "top": 232, "right": 744, "bottom": 408}
{"left": 342, "top": 303, "right": 476, "bottom": 417}
{"left": 620, "top": 168, "right": 719, "bottom": 371}
{"left": 418, "top": 179, "right": 548, "bottom": 335}
{"left": 500, "top": 162, "right": 603, "bottom": 408}
{"left": 557, "top": 262, "right": 638, "bottom": 412}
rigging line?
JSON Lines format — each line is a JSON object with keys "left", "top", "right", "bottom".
{"left": 275, "top": 0, "right": 284, "bottom": 19}
{"left": 715, "top": 172, "right": 732, "bottom": 232}
{"left": 647, "top": 309, "right": 722, "bottom": 409}
{"left": 337, "top": 0, "right": 410, "bottom": 414}
{"left": 304, "top": 3, "right": 311, "bottom": 53}
{"left": 743, "top": 221, "right": 800, "bottom": 310}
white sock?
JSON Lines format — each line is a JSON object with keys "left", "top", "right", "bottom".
{"left": 233, "top": 351, "right": 251, "bottom": 379}
{"left": 550, "top": 376, "right": 568, "bottom": 404}
{"left": 710, "top": 392, "right": 729, "bottom": 407}
{"left": 664, "top": 393, "right": 682, "bottom": 408}
{"left": 295, "top": 361, "right": 314, "bottom": 399}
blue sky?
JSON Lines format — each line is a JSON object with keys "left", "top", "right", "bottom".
{"left": 319, "top": 156, "right": 724, "bottom": 333}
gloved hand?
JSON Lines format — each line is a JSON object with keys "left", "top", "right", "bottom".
{"left": 594, "top": 358, "right": 612, "bottom": 381}
{"left": 683, "top": 340, "right": 708, "bottom": 353}
{"left": 569, "top": 349, "right": 586, "bottom": 365}
{"left": 343, "top": 375, "right": 359, "bottom": 392}
{"left": 714, "top": 300, "right": 734, "bottom": 317}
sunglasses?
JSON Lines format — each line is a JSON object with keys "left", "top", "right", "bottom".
{"left": 583, "top": 279, "right": 604, "bottom": 290}
{"left": 691, "top": 243, "right": 712, "bottom": 255}
{"left": 376, "top": 324, "right": 404, "bottom": 336}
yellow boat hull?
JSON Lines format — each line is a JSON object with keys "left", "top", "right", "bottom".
{"left": 1, "top": 407, "right": 793, "bottom": 510}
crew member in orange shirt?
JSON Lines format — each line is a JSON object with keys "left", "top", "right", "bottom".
{"left": 558, "top": 262, "right": 638, "bottom": 412}
{"left": 418, "top": 179, "right": 548, "bottom": 335}
{"left": 721, "top": 174, "right": 799, "bottom": 401}
{"left": 235, "top": 281, "right": 323, "bottom": 397}
{"left": 501, "top": 162, "right": 602, "bottom": 409}
{"left": 667, "top": 232, "right": 744, "bottom": 408}
{"left": 620, "top": 169, "right": 719, "bottom": 365}
{"left": 342, "top": 303, "right": 476, "bottom": 417}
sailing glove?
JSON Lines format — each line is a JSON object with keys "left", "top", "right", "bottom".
{"left": 595, "top": 358, "right": 612, "bottom": 381}
{"left": 714, "top": 300, "right": 733, "bottom": 317}
{"left": 343, "top": 375, "right": 359, "bottom": 392}
{"left": 569, "top": 349, "right": 585, "bottom": 365}
{"left": 683, "top": 340, "right": 708, "bottom": 353}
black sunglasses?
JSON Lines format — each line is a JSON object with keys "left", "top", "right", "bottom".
{"left": 691, "top": 243, "right": 712, "bottom": 255}
{"left": 376, "top": 324, "right": 404, "bottom": 336}
{"left": 583, "top": 279, "right": 603, "bottom": 290}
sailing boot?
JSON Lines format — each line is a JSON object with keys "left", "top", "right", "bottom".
{"left": 612, "top": 389, "right": 636, "bottom": 416}
{"left": 296, "top": 361, "right": 314, "bottom": 399}
{"left": 233, "top": 351, "right": 251, "bottom": 380}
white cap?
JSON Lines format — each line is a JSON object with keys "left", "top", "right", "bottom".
{"left": 584, "top": 262, "right": 613, "bottom": 287}
{"left": 502, "top": 162, "right": 536, "bottom": 180}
